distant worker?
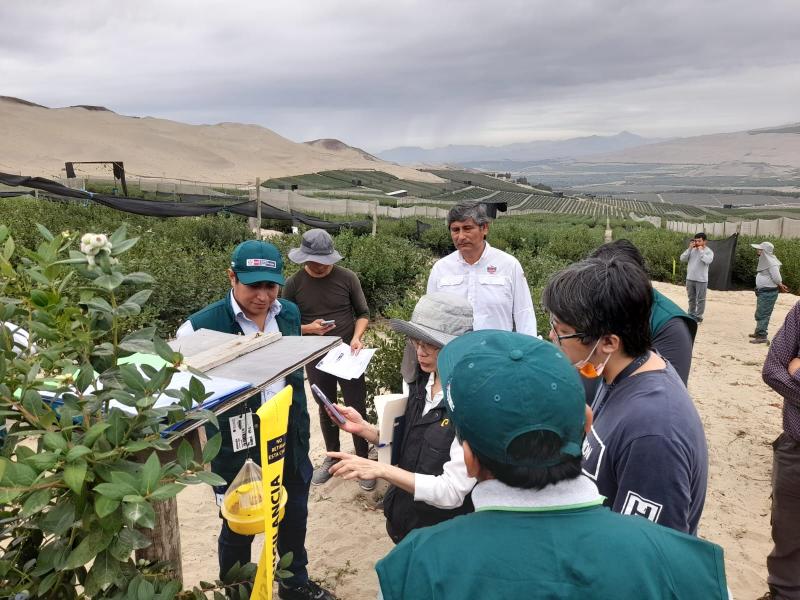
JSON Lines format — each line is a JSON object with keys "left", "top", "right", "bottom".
{"left": 679, "top": 232, "right": 714, "bottom": 323}
{"left": 323, "top": 293, "right": 476, "bottom": 543}
{"left": 281, "top": 229, "right": 373, "bottom": 490}
{"left": 760, "top": 301, "right": 800, "bottom": 600}
{"left": 543, "top": 257, "right": 708, "bottom": 534}
{"left": 750, "top": 241, "right": 789, "bottom": 344}
{"left": 426, "top": 202, "right": 537, "bottom": 335}
{"left": 176, "top": 240, "right": 334, "bottom": 600}
{"left": 591, "top": 239, "right": 697, "bottom": 385}
{"left": 375, "top": 330, "right": 730, "bottom": 600}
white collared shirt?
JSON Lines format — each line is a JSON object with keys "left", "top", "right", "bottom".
{"left": 413, "top": 373, "right": 477, "bottom": 509}
{"left": 426, "top": 242, "right": 537, "bottom": 335}
{"left": 176, "top": 293, "right": 286, "bottom": 400}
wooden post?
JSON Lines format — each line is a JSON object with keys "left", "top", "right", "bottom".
{"left": 255, "top": 177, "right": 262, "bottom": 240}
{"left": 372, "top": 202, "right": 378, "bottom": 237}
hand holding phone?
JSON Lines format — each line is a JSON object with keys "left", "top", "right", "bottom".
{"left": 321, "top": 319, "right": 336, "bottom": 327}
{"left": 311, "top": 384, "right": 346, "bottom": 424}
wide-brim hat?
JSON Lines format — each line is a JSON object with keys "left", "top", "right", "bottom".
{"left": 389, "top": 292, "right": 473, "bottom": 348}
{"left": 751, "top": 241, "right": 775, "bottom": 253}
{"left": 288, "top": 229, "right": 343, "bottom": 265}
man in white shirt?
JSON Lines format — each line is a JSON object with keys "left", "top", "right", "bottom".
{"left": 426, "top": 202, "right": 537, "bottom": 335}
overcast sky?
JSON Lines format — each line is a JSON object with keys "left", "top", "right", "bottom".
{"left": 2, "top": 0, "right": 799, "bottom": 152}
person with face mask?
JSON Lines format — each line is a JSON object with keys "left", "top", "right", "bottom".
{"left": 542, "top": 257, "right": 709, "bottom": 535}
{"left": 750, "top": 241, "right": 789, "bottom": 345}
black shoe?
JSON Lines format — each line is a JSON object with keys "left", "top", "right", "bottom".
{"left": 750, "top": 336, "right": 769, "bottom": 344}
{"left": 278, "top": 580, "right": 336, "bottom": 600}
{"left": 748, "top": 333, "right": 758, "bottom": 338}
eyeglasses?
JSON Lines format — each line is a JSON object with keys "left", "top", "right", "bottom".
{"left": 411, "top": 339, "right": 438, "bottom": 355}
{"left": 549, "top": 319, "right": 586, "bottom": 346}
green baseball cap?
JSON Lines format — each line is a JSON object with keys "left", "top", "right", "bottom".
{"left": 438, "top": 330, "right": 586, "bottom": 468}
{"left": 230, "top": 240, "right": 285, "bottom": 286}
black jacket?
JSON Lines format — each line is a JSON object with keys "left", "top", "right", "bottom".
{"left": 383, "top": 368, "right": 473, "bottom": 543}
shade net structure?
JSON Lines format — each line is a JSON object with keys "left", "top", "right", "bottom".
{"left": 0, "top": 173, "right": 371, "bottom": 233}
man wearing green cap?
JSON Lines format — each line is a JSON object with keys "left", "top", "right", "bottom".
{"left": 177, "top": 240, "right": 334, "bottom": 600}
{"left": 375, "top": 330, "right": 730, "bottom": 600}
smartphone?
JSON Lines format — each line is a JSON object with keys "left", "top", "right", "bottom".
{"left": 311, "top": 384, "right": 346, "bottom": 424}
{"left": 321, "top": 319, "right": 336, "bottom": 326}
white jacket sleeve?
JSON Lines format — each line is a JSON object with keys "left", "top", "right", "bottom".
{"left": 175, "top": 320, "right": 195, "bottom": 338}
{"left": 413, "top": 436, "right": 476, "bottom": 509}
{"left": 700, "top": 248, "right": 714, "bottom": 264}
{"left": 679, "top": 248, "right": 690, "bottom": 263}
{"left": 512, "top": 260, "right": 538, "bottom": 336}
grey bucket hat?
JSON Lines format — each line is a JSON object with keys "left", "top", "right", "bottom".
{"left": 288, "top": 229, "right": 343, "bottom": 265}
{"left": 390, "top": 292, "right": 473, "bottom": 348}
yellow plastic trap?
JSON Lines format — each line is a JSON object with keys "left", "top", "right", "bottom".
{"left": 221, "top": 457, "right": 287, "bottom": 535}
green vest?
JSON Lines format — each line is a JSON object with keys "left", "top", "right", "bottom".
{"left": 651, "top": 289, "right": 697, "bottom": 342}
{"left": 188, "top": 292, "right": 310, "bottom": 480}
{"left": 376, "top": 504, "right": 728, "bottom": 600}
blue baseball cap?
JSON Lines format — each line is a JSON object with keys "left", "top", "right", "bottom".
{"left": 230, "top": 240, "right": 285, "bottom": 286}
{"left": 438, "top": 330, "right": 586, "bottom": 467}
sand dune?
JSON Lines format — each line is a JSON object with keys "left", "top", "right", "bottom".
{"left": 176, "top": 281, "right": 790, "bottom": 599}
{"left": 0, "top": 97, "right": 441, "bottom": 184}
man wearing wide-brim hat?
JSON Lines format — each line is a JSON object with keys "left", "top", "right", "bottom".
{"left": 750, "top": 241, "right": 789, "bottom": 344}
{"left": 282, "top": 229, "right": 373, "bottom": 490}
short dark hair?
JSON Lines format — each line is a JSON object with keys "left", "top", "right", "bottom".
{"left": 542, "top": 257, "right": 652, "bottom": 356}
{"left": 446, "top": 202, "right": 490, "bottom": 228}
{"left": 470, "top": 430, "right": 583, "bottom": 489}
{"left": 590, "top": 239, "right": 646, "bottom": 270}
{"left": 693, "top": 232, "right": 707, "bottom": 240}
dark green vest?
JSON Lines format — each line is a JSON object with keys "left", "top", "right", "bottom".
{"left": 188, "top": 292, "right": 310, "bottom": 481}
{"left": 651, "top": 290, "right": 697, "bottom": 342}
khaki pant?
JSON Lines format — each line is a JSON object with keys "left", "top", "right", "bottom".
{"left": 768, "top": 433, "right": 800, "bottom": 599}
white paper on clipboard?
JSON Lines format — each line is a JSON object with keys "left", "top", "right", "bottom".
{"left": 315, "top": 342, "right": 376, "bottom": 380}
{"left": 374, "top": 393, "right": 408, "bottom": 464}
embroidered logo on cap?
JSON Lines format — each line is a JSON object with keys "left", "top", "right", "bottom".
{"left": 487, "top": 265, "right": 497, "bottom": 274}
{"left": 245, "top": 258, "right": 276, "bottom": 268}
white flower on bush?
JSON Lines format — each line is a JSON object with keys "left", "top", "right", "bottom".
{"left": 80, "top": 233, "right": 117, "bottom": 266}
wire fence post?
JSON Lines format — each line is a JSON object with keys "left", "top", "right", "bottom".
{"left": 255, "top": 177, "right": 262, "bottom": 240}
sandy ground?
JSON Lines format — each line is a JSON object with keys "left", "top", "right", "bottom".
{"left": 176, "top": 281, "right": 794, "bottom": 599}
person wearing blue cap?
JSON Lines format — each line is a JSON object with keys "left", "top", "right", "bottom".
{"left": 177, "top": 240, "right": 334, "bottom": 600}
{"left": 375, "top": 331, "right": 730, "bottom": 600}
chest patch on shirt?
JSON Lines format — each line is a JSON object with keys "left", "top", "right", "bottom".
{"left": 581, "top": 426, "right": 606, "bottom": 481}
{"left": 487, "top": 265, "right": 497, "bottom": 274}
{"left": 620, "top": 491, "right": 663, "bottom": 523}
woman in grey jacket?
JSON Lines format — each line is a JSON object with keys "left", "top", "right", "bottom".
{"left": 750, "top": 241, "right": 789, "bottom": 344}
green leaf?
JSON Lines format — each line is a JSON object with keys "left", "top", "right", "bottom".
{"left": 147, "top": 483, "right": 184, "bottom": 502}
{"left": 117, "top": 289, "right": 153, "bottom": 317}
{"left": 122, "top": 494, "right": 146, "bottom": 503}
{"left": 109, "top": 223, "right": 128, "bottom": 246}
{"left": 153, "top": 336, "right": 177, "bottom": 364}
{"left": 194, "top": 471, "right": 227, "bottom": 486}
{"left": 123, "top": 271, "right": 155, "bottom": 284}
{"left": 159, "top": 580, "right": 182, "bottom": 600}
{"left": 199, "top": 581, "right": 215, "bottom": 591}
{"left": 109, "top": 527, "right": 151, "bottom": 561}
{"left": 124, "top": 440, "right": 152, "bottom": 453}
{"left": 95, "top": 495, "right": 120, "bottom": 518}
{"left": 82, "top": 422, "right": 111, "bottom": 448}
{"left": 36, "top": 223, "right": 55, "bottom": 242}
{"left": 94, "top": 482, "right": 137, "bottom": 500}
{"left": 66, "top": 445, "right": 92, "bottom": 462}
{"left": 202, "top": 433, "right": 222, "bottom": 464}
{"left": 64, "top": 459, "right": 88, "bottom": 494}
{"left": 63, "top": 528, "right": 113, "bottom": 570}
{"left": 83, "top": 297, "right": 114, "bottom": 313}
{"left": 118, "top": 327, "right": 156, "bottom": 354}
{"left": 106, "top": 410, "right": 128, "bottom": 445}
{"left": 177, "top": 440, "right": 194, "bottom": 469}
{"left": 75, "top": 363, "right": 96, "bottom": 394}
{"left": 140, "top": 452, "right": 162, "bottom": 495}
{"left": 109, "top": 237, "right": 139, "bottom": 256}
{"left": 277, "top": 551, "right": 294, "bottom": 569}
{"left": 276, "top": 569, "right": 294, "bottom": 579}
{"left": 1, "top": 457, "right": 37, "bottom": 486}
{"left": 3, "top": 236, "right": 15, "bottom": 260}
{"left": 21, "top": 488, "right": 52, "bottom": 516}
{"left": 84, "top": 549, "right": 121, "bottom": 596}
{"left": 41, "top": 502, "right": 76, "bottom": 535}
{"left": 23, "top": 451, "right": 60, "bottom": 472}
{"left": 123, "top": 500, "right": 156, "bottom": 528}
{"left": 94, "top": 271, "right": 125, "bottom": 291}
